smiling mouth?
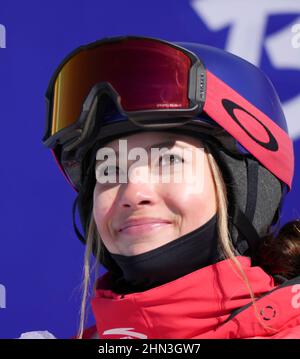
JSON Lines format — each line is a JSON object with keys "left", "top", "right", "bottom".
{"left": 119, "top": 222, "right": 173, "bottom": 236}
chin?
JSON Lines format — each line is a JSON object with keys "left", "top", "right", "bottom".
{"left": 124, "top": 239, "right": 175, "bottom": 256}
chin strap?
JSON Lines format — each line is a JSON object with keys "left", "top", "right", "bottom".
{"left": 232, "top": 158, "right": 261, "bottom": 257}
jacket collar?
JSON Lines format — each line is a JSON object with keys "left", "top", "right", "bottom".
{"left": 91, "top": 256, "right": 300, "bottom": 338}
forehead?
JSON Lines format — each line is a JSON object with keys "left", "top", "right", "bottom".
{"left": 102, "top": 131, "right": 203, "bottom": 150}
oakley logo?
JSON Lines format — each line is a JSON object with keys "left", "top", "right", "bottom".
{"left": 102, "top": 328, "right": 148, "bottom": 339}
{"left": 292, "top": 24, "right": 300, "bottom": 49}
{"left": 222, "top": 98, "right": 279, "bottom": 151}
{"left": 0, "top": 283, "right": 6, "bottom": 309}
{"left": 0, "top": 24, "right": 6, "bottom": 48}
{"left": 291, "top": 284, "right": 300, "bottom": 309}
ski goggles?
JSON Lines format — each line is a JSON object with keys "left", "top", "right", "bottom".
{"left": 43, "top": 35, "right": 207, "bottom": 149}
{"left": 43, "top": 35, "right": 294, "bottom": 192}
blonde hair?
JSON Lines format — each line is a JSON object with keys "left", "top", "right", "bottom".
{"left": 76, "top": 146, "right": 278, "bottom": 339}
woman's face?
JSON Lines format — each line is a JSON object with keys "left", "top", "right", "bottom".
{"left": 93, "top": 131, "right": 217, "bottom": 256}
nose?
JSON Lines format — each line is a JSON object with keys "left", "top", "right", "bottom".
{"left": 118, "top": 166, "right": 159, "bottom": 209}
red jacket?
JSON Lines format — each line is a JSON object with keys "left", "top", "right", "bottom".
{"left": 81, "top": 256, "right": 300, "bottom": 339}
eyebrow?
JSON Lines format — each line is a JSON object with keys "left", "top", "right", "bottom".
{"left": 96, "top": 140, "right": 190, "bottom": 159}
{"left": 95, "top": 139, "right": 199, "bottom": 166}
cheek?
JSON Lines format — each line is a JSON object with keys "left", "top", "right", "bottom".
{"left": 165, "top": 183, "right": 214, "bottom": 211}
{"left": 93, "top": 185, "right": 116, "bottom": 235}
{"left": 160, "top": 159, "right": 216, "bottom": 223}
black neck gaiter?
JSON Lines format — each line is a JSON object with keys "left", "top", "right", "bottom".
{"left": 102, "top": 214, "right": 222, "bottom": 294}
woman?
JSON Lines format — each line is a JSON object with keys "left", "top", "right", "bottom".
{"left": 42, "top": 36, "right": 300, "bottom": 339}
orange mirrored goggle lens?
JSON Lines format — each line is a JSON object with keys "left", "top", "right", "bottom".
{"left": 50, "top": 38, "right": 192, "bottom": 137}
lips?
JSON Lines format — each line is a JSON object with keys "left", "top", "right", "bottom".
{"left": 118, "top": 217, "right": 172, "bottom": 233}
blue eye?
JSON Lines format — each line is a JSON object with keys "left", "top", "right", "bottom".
{"left": 159, "top": 153, "right": 184, "bottom": 166}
